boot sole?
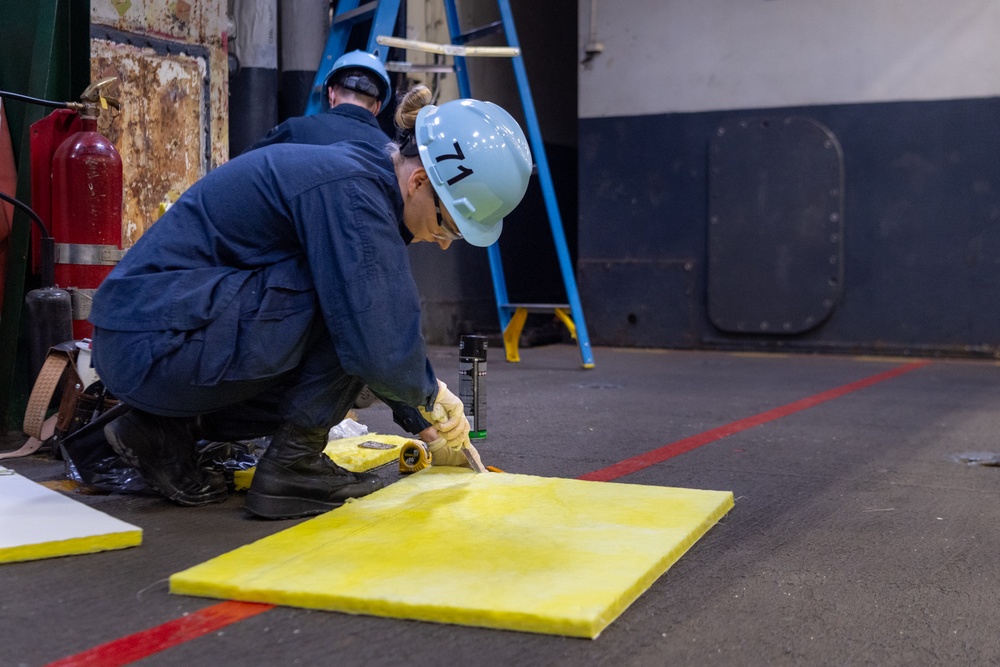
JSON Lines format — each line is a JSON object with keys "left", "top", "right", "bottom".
{"left": 106, "top": 426, "right": 228, "bottom": 507}
{"left": 243, "top": 492, "right": 344, "bottom": 520}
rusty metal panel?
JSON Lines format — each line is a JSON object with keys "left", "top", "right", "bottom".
{"left": 91, "top": 0, "right": 226, "bottom": 54}
{"left": 92, "top": 0, "right": 228, "bottom": 168}
{"left": 90, "top": 0, "right": 229, "bottom": 246}
{"left": 91, "top": 37, "right": 205, "bottom": 245}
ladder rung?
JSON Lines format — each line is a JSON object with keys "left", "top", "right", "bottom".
{"left": 376, "top": 35, "right": 519, "bottom": 58}
{"left": 502, "top": 303, "right": 571, "bottom": 312}
{"left": 455, "top": 20, "right": 505, "bottom": 44}
{"left": 384, "top": 62, "right": 455, "bottom": 74}
{"left": 333, "top": 2, "right": 379, "bottom": 26}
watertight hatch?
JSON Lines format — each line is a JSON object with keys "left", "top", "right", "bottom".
{"left": 707, "top": 116, "right": 845, "bottom": 335}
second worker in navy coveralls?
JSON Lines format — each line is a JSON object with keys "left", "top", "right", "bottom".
{"left": 89, "top": 87, "right": 533, "bottom": 519}
{"left": 246, "top": 50, "right": 393, "bottom": 153}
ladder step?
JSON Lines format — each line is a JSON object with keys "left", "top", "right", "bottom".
{"left": 501, "top": 303, "right": 570, "bottom": 312}
{"left": 333, "top": 2, "right": 379, "bottom": 27}
{"left": 376, "top": 35, "right": 519, "bottom": 58}
{"left": 455, "top": 20, "right": 505, "bottom": 44}
{"left": 384, "top": 62, "right": 455, "bottom": 74}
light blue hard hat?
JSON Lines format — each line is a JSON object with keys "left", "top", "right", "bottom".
{"left": 415, "top": 99, "right": 532, "bottom": 247}
{"left": 324, "top": 50, "right": 392, "bottom": 108}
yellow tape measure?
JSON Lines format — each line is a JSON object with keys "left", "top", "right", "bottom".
{"left": 398, "top": 440, "right": 430, "bottom": 474}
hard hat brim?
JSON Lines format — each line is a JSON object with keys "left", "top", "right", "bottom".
{"left": 439, "top": 199, "right": 503, "bottom": 247}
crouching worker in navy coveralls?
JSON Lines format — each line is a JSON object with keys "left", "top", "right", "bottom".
{"left": 89, "top": 86, "right": 532, "bottom": 519}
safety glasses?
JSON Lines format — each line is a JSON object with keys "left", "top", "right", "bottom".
{"left": 432, "top": 190, "right": 463, "bottom": 242}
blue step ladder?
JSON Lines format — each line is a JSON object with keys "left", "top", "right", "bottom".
{"left": 306, "top": 0, "right": 594, "bottom": 369}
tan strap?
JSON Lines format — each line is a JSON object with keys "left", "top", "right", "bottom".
{"left": 22, "top": 353, "right": 70, "bottom": 439}
{"left": 0, "top": 416, "right": 57, "bottom": 460}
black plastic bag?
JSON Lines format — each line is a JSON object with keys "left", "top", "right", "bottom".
{"left": 59, "top": 402, "right": 150, "bottom": 494}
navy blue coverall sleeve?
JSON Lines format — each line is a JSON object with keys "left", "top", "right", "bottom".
{"left": 287, "top": 170, "right": 436, "bottom": 411}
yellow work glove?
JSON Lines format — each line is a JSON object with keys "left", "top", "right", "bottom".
{"left": 418, "top": 380, "right": 471, "bottom": 451}
{"left": 426, "top": 437, "right": 483, "bottom": 468}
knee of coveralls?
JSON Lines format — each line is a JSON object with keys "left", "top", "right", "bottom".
{"left": 94, "top": 271, "right": 362, "bottom": 426}
{"left": 92, "top": 271, "right": 316, "bottom": 418}
{"left": 92, "top": 326, "right": 282, "bottom": 417}
{"left": 276, "top": 321, "right": 366, "bottom": 431}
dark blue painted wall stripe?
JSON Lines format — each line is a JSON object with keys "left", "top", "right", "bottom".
{"left": 578, "top": 96, "right": 1000, "bottom": 357}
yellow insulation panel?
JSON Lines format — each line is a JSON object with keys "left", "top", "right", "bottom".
{"left": 171, "top": 468, "right": 733, "bottom": 638}
{"left": 0, "top": 466, "right": 142, "bottom": 564}
{"left": 322, "top": 434, "right": 414, "bottom": 472}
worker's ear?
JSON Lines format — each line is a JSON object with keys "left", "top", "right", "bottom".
{"left": 407, "top": 166, "right": 429, "bottom": 198}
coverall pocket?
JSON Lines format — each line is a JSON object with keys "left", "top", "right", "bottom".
{"left": 190, "top": 305, "right": 238, "bottom": 386}
{"left": 225, "top": 285, "right": 317, "bottom": 381}
{"left": 95, "top": 331, "right": 154, "bottom": 398}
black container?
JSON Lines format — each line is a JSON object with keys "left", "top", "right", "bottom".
{"left": 25, "top": 285, "right": 73, "bottom": 381}
{"left": 458, "top": 334, "right": 487, "bottom": 439}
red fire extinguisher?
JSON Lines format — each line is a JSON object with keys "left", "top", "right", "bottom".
{"left": 50, "top": 104, "right": 124, "bottom": 340}
{"left": 0, "top": 79, "right": 122, "bottom": 384}
{"left": 29, "top": 78, "right": 123, "bottom": 340}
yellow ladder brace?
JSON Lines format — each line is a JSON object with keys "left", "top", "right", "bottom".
{"left": 503, "top": 304, "right": 591, "bottom": 367}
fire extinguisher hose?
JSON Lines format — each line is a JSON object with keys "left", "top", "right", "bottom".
{"left": 0, "top": 90, "right": 68, "bottom": 109}
{"left": 0, "top": 190, "right": 56, "bottom": 288}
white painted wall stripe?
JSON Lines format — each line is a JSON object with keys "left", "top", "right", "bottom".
{"left": 579, "top": 0, "right": 1000, "bottom": 118}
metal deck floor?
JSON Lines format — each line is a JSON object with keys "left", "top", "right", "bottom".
{"left": 4, "top": 345, "right": 1000, "bottom": 666}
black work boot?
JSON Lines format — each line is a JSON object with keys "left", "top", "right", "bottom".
{"left": 105, "top": 409, "right": 228, "bottom": 506}
{"left": 244, "top": 422, "right": 384, "bottom": 519}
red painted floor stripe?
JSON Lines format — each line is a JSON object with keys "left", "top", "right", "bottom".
{"left": 44, "top": 601, "right": 273, "bottom": 667}
{"left": 44, "top": 359, "right": 930, "bottom": 666}
{"left": 578, "top": 360, "right": 932, "bottom": 482}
